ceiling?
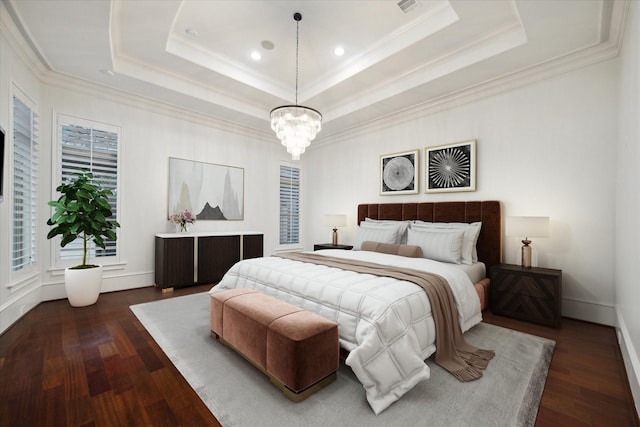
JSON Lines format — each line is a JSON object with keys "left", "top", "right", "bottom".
{"left": 4, "top": 0, "right": 626, "bottom": 141}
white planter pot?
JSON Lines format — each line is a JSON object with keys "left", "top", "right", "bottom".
{"left": 64, "top": 265, "right": 103, "bottom": 307}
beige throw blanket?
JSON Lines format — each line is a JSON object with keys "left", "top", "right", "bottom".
{"left": 277, "top": 252, "right": 494, "bottom": 381}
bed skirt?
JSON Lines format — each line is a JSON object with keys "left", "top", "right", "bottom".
{"left": 475, "top": 278, "right": 490, "bottom": 312}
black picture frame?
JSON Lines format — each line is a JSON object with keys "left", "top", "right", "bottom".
{"left": 0, "top": 126, "right": 5, "bottom": 202}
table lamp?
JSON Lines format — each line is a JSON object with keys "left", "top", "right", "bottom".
{"left": 324, "top": 214, "right": 347, "bottom": 245}
{"left": 506, "top": 216, "right": 550, "bottom": 268}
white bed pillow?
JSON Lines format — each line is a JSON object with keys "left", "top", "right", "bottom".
{"left": 446, "top": 222, "right": 481, "bottom": 262}
{"left": 363, "top": 218, "right": 410, "bottom": 244}
{"left": 354, "top": 224, "right": 401, "bottom": 250}
{"left": 411, "top": 221, "right": 481, "bottom": 264}
{"left": 406, "top": 228, "right": 465, "bottom": 264}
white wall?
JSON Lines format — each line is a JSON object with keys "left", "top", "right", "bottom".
{"left": 0, "top": 1, "right": 298, "bottom": 331}
{"left": 306, "top": 59, "right": 620, "bottom": 326}
{"left": 616, "top": 0, "right": 640, "bottom": 415}
{"left": 36, "top": 84, "right": 294, "bottom": 301}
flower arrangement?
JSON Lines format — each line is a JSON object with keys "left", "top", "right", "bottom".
{"left": 170, "top": 209, "right": 196, "bottom": 232}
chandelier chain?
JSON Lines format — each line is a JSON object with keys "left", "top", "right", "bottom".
{"left": 295, "top": 18, "right": 299, "bottom": 105}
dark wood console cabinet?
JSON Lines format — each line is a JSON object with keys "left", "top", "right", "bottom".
{"left": 154, "top": 235, "right": 194, "bottom": 290}
{"left": 155, "top": 232, "right": 263, "bottom": 291}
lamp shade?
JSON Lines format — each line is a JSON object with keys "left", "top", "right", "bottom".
{"left": 506, "top": 216, "right": 550, "bottom": 238}
{"left": 324, "top": 214, "right": 347, "bottom": 228}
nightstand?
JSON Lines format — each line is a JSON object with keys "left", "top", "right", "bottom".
{"left": 313, "top": 243, "right": 353, "bottom": 251}
{"left": 490, "top": 263, "right": 562, "bottom": 328}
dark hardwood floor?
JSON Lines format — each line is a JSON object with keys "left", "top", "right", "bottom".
{"left": 0, "top": 284, "right": 220, "bottom": 427}
{"left": 0, "top": 284, "right": 637, "bottom": 426}
{"left": 484, "top": 312, "right": 639, "bottom": 427}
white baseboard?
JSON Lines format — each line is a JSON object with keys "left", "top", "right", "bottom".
{"left": 0, "top": 285, "right": 42, "bottom": 334}
{"left": 561, "top": 296, "right": 617, "bottom": 326}
{"left": 2, "top": 271, "right": 155, "bottom": 334}
{"left": 41, "top": 271, "right": 155, "bottom": 301}
{"left": 616, "top": 307, "right": 640, "bottom": 419}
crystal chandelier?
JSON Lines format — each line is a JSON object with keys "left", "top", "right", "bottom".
{"left": 270, "top": 12, "right": 322, "bottom": 160}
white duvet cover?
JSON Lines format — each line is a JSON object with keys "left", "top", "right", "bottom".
{"left": 209, "top": 249, "right": 482, "bottom": 414}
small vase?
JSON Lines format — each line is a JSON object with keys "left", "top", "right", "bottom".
{"left": 180, "top": 223, "right": 188, "bottom": 233}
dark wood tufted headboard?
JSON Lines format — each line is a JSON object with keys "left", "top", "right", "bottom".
{"left": 357, "top": 201, "right": 502, "bottom": 272}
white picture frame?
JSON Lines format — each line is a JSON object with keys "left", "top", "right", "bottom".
{"left": 168, "top": 157, "right": 244, "bottom": 220}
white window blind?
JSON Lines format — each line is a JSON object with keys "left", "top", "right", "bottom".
{"left": 12, "top": 94, "right": 39, "bottom": 272}
{"left": 59, "top": 117, "right": 119, "bottom": 260}
{"left": 279, "top": 164, "right": 300, "bottom": 245}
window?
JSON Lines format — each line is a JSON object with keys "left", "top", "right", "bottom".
{"left": 12, "top": 92, "right": 39, "bottom": 272}
{"left": 279, "top": 164, "right": 300, "bottom": 245}
{"left": 58, "top": 115, "right": 119, "bottom": 260}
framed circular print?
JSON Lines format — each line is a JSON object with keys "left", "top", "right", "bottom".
{"left": 380, "top": 149, "right": 419, "bottom": 195}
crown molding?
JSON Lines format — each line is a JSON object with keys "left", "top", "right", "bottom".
{"left": 42, "top": 70, "right": 274, "bottom": 142}
{"left": 0, "top": 1, "right": 48, "bottom": 79}
{"left": 313, "top": 0, "right": 628, "bottom": 148}
{"left": 1, "top": 0, "right": 274, "bottom": 142}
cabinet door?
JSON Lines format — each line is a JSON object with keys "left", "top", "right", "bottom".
{"left": 198, "top": 235, "right": 241, "bottom": 284}
{"left": 155, "top": 236, "right": 194, "bottom": 289}
{"left": 243, "top": 234, "right": 263, "bottom": 259}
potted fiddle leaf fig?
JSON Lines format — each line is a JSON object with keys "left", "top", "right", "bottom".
{"left": 46, "top": 171, "right": 120, "bottom": 307}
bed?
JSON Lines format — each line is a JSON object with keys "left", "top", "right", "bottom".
{"left": 356, "top": 201, "right": 502, "bottom": 311}
{"left": 209, "top": 201, "right": 502, "bottom": 414}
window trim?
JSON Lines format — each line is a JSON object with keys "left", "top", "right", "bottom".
{"left": 50, "top": 112, "right": 122, "bottom": 268}
{"left": 277, "top": 162, "right": 303, "bottom": 251}
{"left": 10, "top": 84, "right": 39, "bottom": 279}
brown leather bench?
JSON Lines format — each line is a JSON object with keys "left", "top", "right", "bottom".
{"left": 210, "top": 288, "right": 339, "bottom": 402}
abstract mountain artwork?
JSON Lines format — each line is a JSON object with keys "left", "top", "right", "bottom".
{"left": 168, "top": 157, "right": 244, "bottom": 220}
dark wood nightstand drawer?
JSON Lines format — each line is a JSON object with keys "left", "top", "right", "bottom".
{"left": 492, "top": 274, "right": 557, "bottom": 299}
{"left": 490, "top": 264, "right": 562, "bottom": 328}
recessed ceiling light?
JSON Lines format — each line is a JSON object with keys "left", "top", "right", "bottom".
{"left": 250, "top": 51, "right": 262, "bottom": 61}
{"left": 185, "top": 28, "right": 198, "bottom": 37}
{"left": 261, "top": 40, "right": 275, "bottom": 50}
{"left": 333, "top": 46, "right": 345, "bottom": 57}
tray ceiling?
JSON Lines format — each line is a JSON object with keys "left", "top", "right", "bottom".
{"left": 4, "top": 0, "right": 626, "bottom": 139}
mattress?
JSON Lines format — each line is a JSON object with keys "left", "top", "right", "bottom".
{"left": 453, "top": 261, "right": 486, "bottom": 283}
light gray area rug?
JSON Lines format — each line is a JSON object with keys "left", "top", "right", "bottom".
{"left": 131, "top": 292, "right": 555, "bottom": 427}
